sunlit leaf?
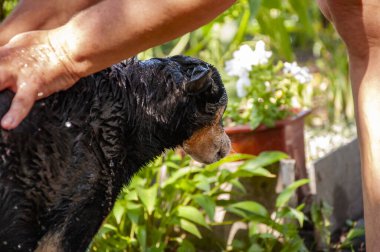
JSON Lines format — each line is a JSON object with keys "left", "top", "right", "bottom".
{"left": 242, "top": 167, "right": 276, "bottom": 178}
{"left": 113, "top": 201, "right": 125, "bottom": 224}
{"left": 162, "top": 167, "right": 202, "bottom": 188}
{"left": 205, "top": 153, "right": 255, "bottom": 171}
{"left": 177, "top": 206, "right": 210, "bottom": 229}
{"left": 229, "top": 201, "right": 268, "bottom": 218}
{"left": 289, "top": 208, "right": 305, "bottom": 227}
{"left": 180, "top": 219, "right": 202, "bottom": 239}
{"left": 230, "top": 179, "right": 247, "bottom": 193}
{"left": 138, "top": 185, "right": 158, "bottom": 215}
{"left": 126, "top": 204, "right": 142, "bottom": 225}
{"left": 276, "top": 179, "right": 309, "bottom": 208}
{"left": 240, "top": 151, "right": 288, "bottom": 170}
{"left": 193, "top": 194, "right": 216, "bottom": 220}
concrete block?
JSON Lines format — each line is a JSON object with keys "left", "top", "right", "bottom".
{"left": 312, "top": 138, "right": 363, "bottom": 232}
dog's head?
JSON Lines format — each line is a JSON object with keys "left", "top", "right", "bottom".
{"left": 166, "top": 56, "right": 231, "bottom": 164}
{"left": 129, "top": 55, "right": 230, "bottom": 164}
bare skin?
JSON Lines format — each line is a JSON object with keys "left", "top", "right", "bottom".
{"left": 0, "top": 0, "right": 102, "bottom": 45}
{"left": 318, "top": 0, "right": 380, "bottom": 250}
{"left": 0, "top": 0, "right": 236, "bottom": 129}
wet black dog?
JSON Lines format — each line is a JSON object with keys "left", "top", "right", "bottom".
{"left": 0, "top": 56, "right": 230, "bottom": 252}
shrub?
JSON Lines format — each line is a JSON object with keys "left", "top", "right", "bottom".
{"left": 91, "top": 151, "right": 309, "bottom": 252}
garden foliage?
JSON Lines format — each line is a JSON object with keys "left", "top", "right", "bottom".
{"left": 91, "top": 151, "right": 309, "bottom": 252}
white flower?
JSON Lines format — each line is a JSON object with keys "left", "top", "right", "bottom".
{"left": 283, "top": 61, "right": 312, "bottom": 84}
{"left": 236, "top": 72, "right": 251, "bottom": 98}
{"left": 225, "top": 41, "right": 273, "bottom": 98}
{"left": 251, "top": 40, "right": 272, "bottom": 66}
{"left": 225, "top": 58, "right": 249, "bottom": 78}
{"left": 225, "top": 45, "right": 256, "bottom": 77}
{"left": 225, "top": 41, "right": 273, "bottom": 78}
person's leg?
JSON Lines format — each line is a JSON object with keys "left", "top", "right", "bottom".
{"left": 318, "top": 1, "right": 380, "bottom": 250}
{"left": 0, "top": 0, "right": 102, "bottom": 45}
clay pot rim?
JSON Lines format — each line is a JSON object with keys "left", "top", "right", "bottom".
{"left": 225, "top": 109, "right": 311, "bottom": 134}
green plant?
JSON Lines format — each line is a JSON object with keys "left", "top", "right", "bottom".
{"left": 90, "top": 151, "right": 310, "bottom": 252}
{"left": 310, "top": 201, "right": 333, "bottom": 249}
{"left": 223, "top": 40, "right": 311, "bottom": 129}
{"left": 0, "top": 0, "right": 17, "bottom": 20}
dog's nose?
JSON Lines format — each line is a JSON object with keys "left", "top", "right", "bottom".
{"left": 215, "top": 135, "right": 231, "bottom": 161}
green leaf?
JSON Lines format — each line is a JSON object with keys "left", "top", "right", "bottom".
{"left": 126, "top": 204, "right": 142, "bottom": 224}
{"left": 240, "top": 151, "right": 288, "bottom": 171}
{"left": 113, "top": 201, "right": 125, "bottom": 224}
{"left": 289, "top": 208, "right": 305, "bottom": 227}
{"left": 248, "top": 0, "right": 262, "bottom": 20}
{"left": 346, "top": 227, "right": 365, "bottom": 241}
{"left": 241, "top": 167, "right": 276, "bottom": 178}
{"left": 288, "top": 0, "right": 314, "bottom": 37}
{"left": 194, "top": 174, "right": 211, "bottom": 192}
{"left": 229, "top": 201, "right": 268, "bottom": 218}
{"left": 137, "top": 225, "right": 147, "bottom": 252}
{"left": 250, "top": 109, "right": 264, "bottom": 129}
{"left": 162, "top": 167, "right": 202, "bottom": 188}
{"left": 177, "top": 206, "right": 210, "bottom": 229}
{"left": 276, "top": 179, "right": 309, "bottom": 208}
{"left": 193, "top": 194, "right": 216, "bottom": 220}
{"left": 248, "top": 244, "right": 264, "bottom": 252}
{"left": 230, "top": 179, "right": 247, "bottom": 193}
{"left": 340, "top": 227, "right": 365, "bottom": 248}
{"left": 261, "top": 0, "right": 281, "bottom": 8}
{"left": 124, "top": 190, "right": 138, "bottom": 201}
{"left": 180, "top": 219, "right": 202, "bottom": 239}
{"left": 138, "top": 185, "right": 158, "bottom": 215}
{"left": 177, "top": 239, "right": 196, "bottom": 252}
{"left": 205, "top": 153, "right": 255, "bottom": 171}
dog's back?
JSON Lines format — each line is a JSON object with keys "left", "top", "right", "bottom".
{"left": 0, "top": 56, "right": 229, "bottom": 252}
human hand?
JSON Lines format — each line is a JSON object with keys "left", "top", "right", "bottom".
{"left": 0, "top": 30, "right": 79, "bottom": 129}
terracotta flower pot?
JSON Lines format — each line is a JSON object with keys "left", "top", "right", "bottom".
{"left": 225, "top": 110, "right": 311, "bottom": 197}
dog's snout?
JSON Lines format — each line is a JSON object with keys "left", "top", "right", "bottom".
{"left": 215, "top": 134, "right": 231, "bottom": 161}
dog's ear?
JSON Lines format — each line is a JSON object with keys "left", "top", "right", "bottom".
{"left": 185, "top": 66, "right": 212, "bottom": 95}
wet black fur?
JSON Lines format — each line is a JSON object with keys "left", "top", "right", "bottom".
{"left": 0, "top": 56, "right": 227, "bottom": 252}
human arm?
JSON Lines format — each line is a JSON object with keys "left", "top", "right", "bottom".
{"left": 0, "top": 0, "right": 235, "bottom": 129}
{"left": 0, "top": 0, "right": 102, "bottom": 45}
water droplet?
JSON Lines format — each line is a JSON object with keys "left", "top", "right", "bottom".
{"left": 75, "top": 217, "right": 80, "bottom": 221}
{"left": 109, "top": 160, "right": 114, "bottom": 167}
{"left": 17, "top": 244, "right": 22, "bottom": 249}
{"left": 37, "top": 128, "right": 42, "bottom": 132}
{"left": 37, "top": 92, "right": 44, "bottom": 97}
{"left": 3, "top": 241, "right": 7, "bottom": 245}
{"left": 19, "top": 82, "right": 27, "bottom": 89}
{"left": 13, "top": 205, "right": 18, "bottom": 210}
{"left": 65, "top": 121, "right": 72, "bottom": 128}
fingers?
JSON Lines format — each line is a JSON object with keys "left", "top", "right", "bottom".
{"left": 0, "top": 69, "right": 15, "bottom": 92}
{"left": 1, "top": 82, "right": 37, "bottom": 130}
